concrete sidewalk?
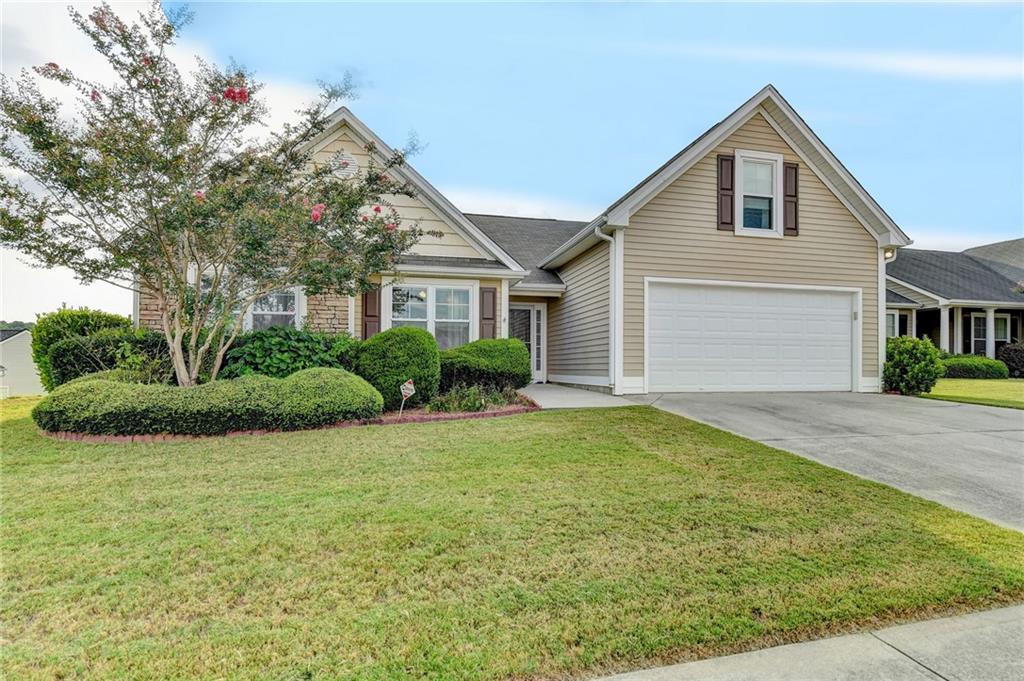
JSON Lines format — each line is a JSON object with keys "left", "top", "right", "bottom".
{"left": 599, "top": 605, "right": 1023, "bottom": 681}
{"left": 520, "top": 383, "right": 633, "bottom": 409}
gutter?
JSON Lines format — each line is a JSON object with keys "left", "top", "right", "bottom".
{"left": 539, "top": 216, "right": 607, "bottom": 269}
{"left": 593, "top": 223, "right": 617, "bottom": 392}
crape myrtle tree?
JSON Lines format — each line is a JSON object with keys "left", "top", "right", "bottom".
{"left": 0, "top": 2, "right": 428, "bottom": 386}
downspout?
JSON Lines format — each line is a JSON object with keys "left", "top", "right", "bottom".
{"left": 594, "top": 221, "right": 616, "bottom": 392}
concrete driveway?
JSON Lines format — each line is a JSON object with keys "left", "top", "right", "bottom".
{"left": 630, "top": 392, "right": 1024, "bottom": 530}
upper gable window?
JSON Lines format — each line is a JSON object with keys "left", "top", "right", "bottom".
{"left": 735, "top": 149, "right": 784, "bottom": 238}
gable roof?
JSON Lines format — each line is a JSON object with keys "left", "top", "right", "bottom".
{"left": 964, "top": 238, "right": 1024, "bottom": 284}
{"left": 887, "top": 240, "right": 1024, "bottom": 305}
{"left": 0, "top": 328, "right": 28, "bottom": 343}
{"left": 541, "top": 84, "right": 911, "bottom": 268}
{"left": 304, "top": 107, "right": 526, "bottom": 274}
{"left": 465, "top": 214, "right": 586, "bottom": 286}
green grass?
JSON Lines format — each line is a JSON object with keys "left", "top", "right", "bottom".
{"left": 2, "top": 397, "right": 1023, "bottom": 680}
{"left": 922, "top": 378, "right": 1024, "bottom": 409}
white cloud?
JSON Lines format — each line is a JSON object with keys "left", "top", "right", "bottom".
{"left": 625, "top": 43, "right": 1024, "bottom": 82}
{"left": 903, "top": 228, "right": 1020, "bottom": 252}
{"left": 441, "top": 187, "right": 600, "bottom": 221}
{"left": 0, "top": 1, "right": 320, "bottom": 321}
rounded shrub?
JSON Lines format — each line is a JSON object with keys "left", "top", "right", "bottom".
{"left": 440, "top": 338, "right": 532, "bottom": 392}
{"left": 883, "top": 336, "right": 944, "bottom": 395}
{"left": 32, "top": 307, "right": 131, "bottom": 390}
{"left": 354, "top": 326, "right": 440, "bottom": 410}
{"left": 31, "top": 368, "right": 383, "bottom": 436}
{"left": 941, "top": 355, "right": 1009, "bottom": 379}
{"left": 48, "top": 328, "right": 169, "bottom": 388}
{"left": 60, "top": 368, "right": 161, "bottom": 388}
{"left": 997, "top": 343, "right": 1024, "bottom": 378}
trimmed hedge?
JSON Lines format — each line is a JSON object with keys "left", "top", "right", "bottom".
{"left": 48, "top": 328, "right": 169, "bottom": 387}
{"left": 32, "top": 308, "right": 131, "bottom": 390}
{"left": 997, "top": 343, "right": 1024, "bottom": 378}
{"left": 32, "top": 368, "right": 383, "bottom": 436}
{"left": 222, "top": 326, "right": 360, "bottom": 378}
{"left": 440, "top": 338, "right": 532, "bottom": 393}
{"left": 883, "top": 336, "right": 944, "bottom": 395}
{"left": 941, "top": 355, "right": 1009, "bottom": 379}
{"left": 354, "top": 326, "right": 440, "bottom": 410}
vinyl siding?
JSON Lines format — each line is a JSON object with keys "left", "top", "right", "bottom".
{"left": 314, "top": 127, "right": 486, "bottom": 260}
{"left": 622, "top": 112, "right": 880, "bottom": 380}
{"left": 886, "top": 279, "right": 938, "bottom": 306}
{"left": 548, "top": 241, "right": 610, "bottom": 380}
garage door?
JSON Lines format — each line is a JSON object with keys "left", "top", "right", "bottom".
{"left": 647, "top": 282, "right": 854, "bottom": 392}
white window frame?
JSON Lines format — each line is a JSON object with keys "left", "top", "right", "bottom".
{"left": 885, "top": 311, "right": 898, "bottom": 338}
{"left": 245, "top": 285, "right": 306, "bottom": 332}
{"left": 381, "top": 278, "right": 479, "bottom": 348}
{"left": 734, "top": 148, "right": 785, "bottom": 239}
{"left": 970, "top": 312, "right": 1010, "bottom": 354}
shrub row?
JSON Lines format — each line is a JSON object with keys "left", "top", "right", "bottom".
{"left": 48, "top": 328, "right": 170, "bottom": 388}
{"left": 440, "top": 338, "right": 532, "bottom": 393}
{"left": 941, "top": 355, "right": 1009, "bottom": 379}
{"left": 33, "top": 368, "right": 383, "bottom": 436}
{"left": 221, "top": 326, "right": 360, "bottom": 379}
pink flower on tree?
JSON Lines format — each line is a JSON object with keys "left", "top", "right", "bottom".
{"left": 236, "top": 87, "right": 249, "bottom": 103}
{"left": 194, "top": 190, "right": 205, "bottom": 202}
{"left": 209, "top": 94, "right": 221, "bottom": 104}
{"left": 310, "top": 203, "right": 325, "bottom": 223}
{"left": 90, "top": 89, "right": 101, "bottom": 103}
{"left": 45, "top": 62, "right": 59, "bottom": 70}
{"left": 385, "top": 223, "right": 397, "bottom": 233}
{"left": 361, "top": 215, "right": 369, "bottom": 222}
{"left": 223, "top": 86, "right": 236, "bottom": 101}
{"left": 373, "top": 205, "right": 381, "bottom": 213}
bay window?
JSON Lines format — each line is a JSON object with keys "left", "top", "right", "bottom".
{"left": 390, "top": 283, "right": 473, "bottom": 349}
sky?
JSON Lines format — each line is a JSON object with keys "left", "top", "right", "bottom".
{"left": 1, "top": 1, "right": 1022, "bottom": 321}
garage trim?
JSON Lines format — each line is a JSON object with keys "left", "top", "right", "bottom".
{"left": 642, "top": 277, "right": 864, "bottom": 393}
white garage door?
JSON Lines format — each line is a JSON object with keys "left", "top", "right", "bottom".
{"left": 647, "top": 282, "right": 854, "bottom": 392}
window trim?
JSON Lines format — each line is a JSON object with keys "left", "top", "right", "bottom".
{"left": 969, "top": 312, "right": 1010, "bottom": 354}
{"left": 734, "top": 148, "right": 785, "bottom": 239}
{"left": 381, "top": 278, "right": 479, "bottom": 348}
{"left": 244, "top": 285, "right": 306, "bottom": 332}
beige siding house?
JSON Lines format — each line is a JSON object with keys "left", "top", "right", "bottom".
{"left": 137, "top": 85, "right": 918, "bottom": 394}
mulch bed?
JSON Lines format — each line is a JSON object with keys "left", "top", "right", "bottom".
{"left": 41, "top": 399, "right": 540, "bottom": 444}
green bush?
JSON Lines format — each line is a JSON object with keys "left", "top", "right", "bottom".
{"left": 48, "top": 328, "right": 170, "bottom": 388}
{"left": 32, "top": 307, "right": 131, "bottom": 390}
{"left": 997, "top": 343, "right": 1024, "bottom": 378}
{"left": 439, "top": 338, "right": 532, "bottom": 392}
{"left": 428, "top": 384, "right": 523, "bottom": 413}
{"left": 941, "top": 355, "right": 1009, "bottom": 379}
{"left": 883, "top": 336, "right": 944, "bottom": 395}
{"left": 221, "top": 326, "right": 360, "bottom": 378}
{"left": 60, "top": 368, "right": 159, "bottom": 388}
{"left": 32, "top": 368, "right": 383, "bottom": 436}
{"left": 355, "top": 326, "right": 440, "bottom": 410}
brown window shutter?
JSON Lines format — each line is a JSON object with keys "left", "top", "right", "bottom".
{"left": 479, "top": 287, "right": 497, "bottom": 340}
{"left": 361, "top": 287, "right": 381, "bottom": 340}
{"left": 783, "top": 162, "right": 799, "bottom": 236}
{"left": 717, "top": 154, "right": 735, "bottom": 231}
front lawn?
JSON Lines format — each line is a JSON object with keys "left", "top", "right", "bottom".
{"left": 922, "top": 378, "right": 1024, "bottom": 410}
{"left": 3, "top": 397, "right": 1023, "bottom": 679}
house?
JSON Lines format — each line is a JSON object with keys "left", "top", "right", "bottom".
{"left": 136, "top": 85, "right": 915, "bottom": 394}
{"left": 0, "top": 328, "right": 44, "bottom": 397}
{"left": 886, "top": 238, "right": 1024, "bottom": 357}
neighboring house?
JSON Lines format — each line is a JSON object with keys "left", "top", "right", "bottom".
{"left": 886, "top": 238, "right": 1024, "bottom": 357}
{"left": 136, "top": 85, "right": 914, "bottom": 394}
{"left": 0, "top": 329, "right": 44, "bottom": 397}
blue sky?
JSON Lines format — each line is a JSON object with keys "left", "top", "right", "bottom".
{"left": 169, "top": 1, "right": 1024, "bottom": 249}
{"left": 2, "top": 1, "right": 1022, "bottom": 319}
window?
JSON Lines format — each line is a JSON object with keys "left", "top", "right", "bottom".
{"left": 886, "top": 312, "right": 898, "bottom": 338}
{"left": 390, "top": 284, "right": 472, "bottom": 350}
{"left": 971, "top": 312, "right": 1010, "bottom": 355}
{"left": 734, "top": 149, "right": 784, "bottom": 237}
{"left": 249, "top": 288, "right": 299, "bottom": 330}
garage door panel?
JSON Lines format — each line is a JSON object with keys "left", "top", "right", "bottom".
{"left": 648, "top": 283, "right": 853, "bottom": 392}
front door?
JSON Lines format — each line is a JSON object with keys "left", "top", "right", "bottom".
{"left": 509, "top": 304, "right": 545, "bottom": 382}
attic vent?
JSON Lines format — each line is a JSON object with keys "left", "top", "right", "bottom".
{"left": 334, "top": 151, "right": 359, "bottom": 178}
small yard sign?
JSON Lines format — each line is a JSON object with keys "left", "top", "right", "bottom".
{"left": 398, "top": 379, "right": 415, "bottom": 417}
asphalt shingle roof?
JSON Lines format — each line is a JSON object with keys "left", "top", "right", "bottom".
{"left": 887, "top": 239, "right": 1024, "bottom": 304}
{"left": 0, "top": 328, "right": 28, "bottom": 342}
{"left": 398, "top": 255, "right": 510, "bottom": 271}
{"left": 886, "top": 289, "right": 919, "bottom": 307}
{"left": 465, "top": 214, "right": 587, "bottom": 286}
